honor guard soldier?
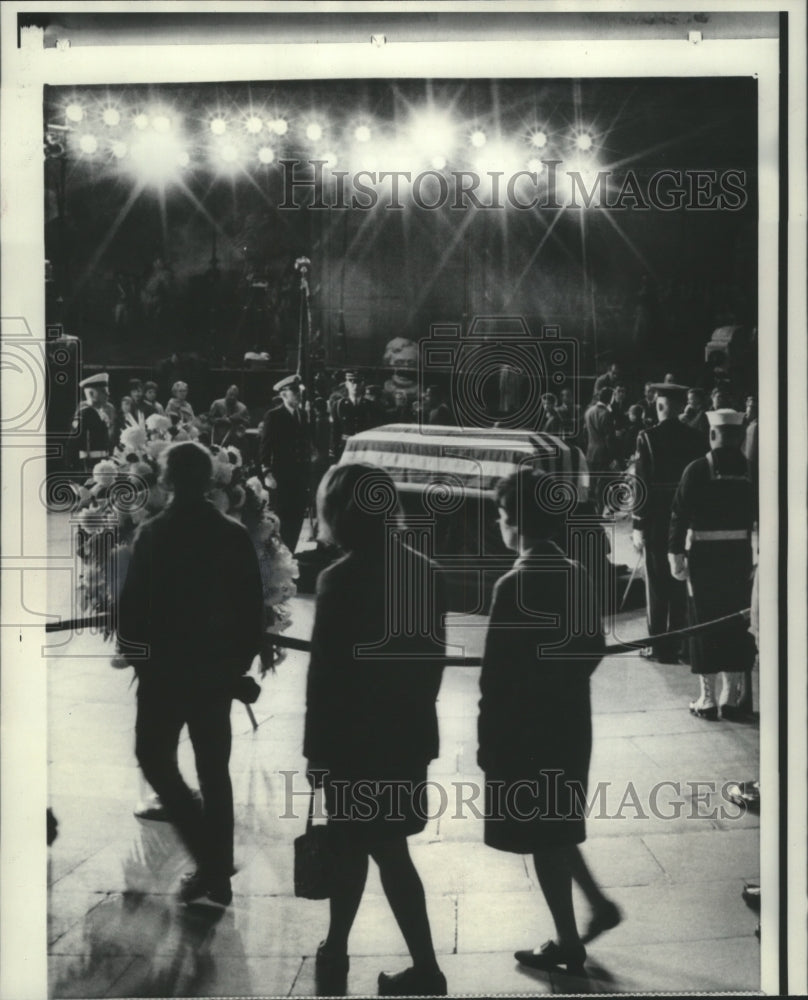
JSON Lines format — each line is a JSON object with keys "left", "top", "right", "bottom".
{"left": 631, "top": 383, "right": 704, "bottom": 662}
{"left": 668, "top": 409, "right": 756, "bottom": 719}
{"left": 259, "top": 374, "right": 312, "bottom": 554}
{"left": 330, "top": 371, "right": 373, "bottom": 460}
{"left": 71, "top": 372, "right": 116, "bottom": 472}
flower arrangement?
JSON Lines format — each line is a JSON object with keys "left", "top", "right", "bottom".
{"left": 74, "top": 416, "right": 297, "bottom": 672}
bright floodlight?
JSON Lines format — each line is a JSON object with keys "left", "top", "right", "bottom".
{"left": 530, "top": 130, "right": 548, "bottom": 149}
{"left": 78, "top": 134, "right": 98, "bottom": 155}
{"left": 471, "top": 130, "right": 487, "bottom": 149}
{"left": 258, "top": 146, "right": 275, "bottom": 164}
{"left": 410, "top": 108, "right": 455, "bottom": 159}
{"left": 576, "top": 132, "right": 593, "bottom": 151}
{"left": 102, "top": 108, "right": 121, "bottom": 127}
{"left": 306, "top": 122, "right": 323, "bottom": 142}
{"left": 354, "top": 125, "right": 371, "bottom": 142}
{"left": 134, "top": 114, "right": 149, "bottom": 130}
{"left": 221, "top": 144, "right": 239, "bottom": 163}
{"left": 153, "top": 115, "right": 171, "bottom": 134}
{"left": 210, "top": 117, "right": 227, "bottom": 136}
{"left": 129, "top": 131, "right": 186, "bottom": 184}
{"left": 269, "top": 117, "right": 288, "bottom": 136}
{"left": 246, "top": 116, "right": 263, "bottom": 134}
{"left": 111, "top": 141, "right": 128, "bottom": 159}
{"left": 65, "top": 103, "right": 84, "bottom": 123}
{"left": 431, "top": 154, "right": 447, "bottom": 170}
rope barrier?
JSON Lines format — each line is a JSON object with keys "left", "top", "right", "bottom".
{"left": 45, "top": 608, "right": 751, "bottom": 665}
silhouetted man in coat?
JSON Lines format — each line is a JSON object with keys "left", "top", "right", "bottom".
{"left": 118, "top": 442, "right": 264, "bottom": 907}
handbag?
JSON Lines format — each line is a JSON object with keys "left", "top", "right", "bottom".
{"left": 294, "top": 787, "right": 333, "bottom": 899}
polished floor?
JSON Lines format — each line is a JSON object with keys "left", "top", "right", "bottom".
{"left": 47, "top": 514, "right": 760, "bottom": 997}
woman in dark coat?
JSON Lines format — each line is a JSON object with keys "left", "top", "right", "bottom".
{"left": 304, "top": 463, "right": 448, "bottom": 997}
{"left": 478, "top": 468, "right": 621, "bottom": 974}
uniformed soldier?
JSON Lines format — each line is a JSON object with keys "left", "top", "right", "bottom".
{"left": 330, "top": 370, "right": 373, "bottom": 459}
{"left": 631, "top": 383, "right": 704, "bottom": 662}
{"left": 71, "top": 373, "right": 116, "bottom": 472}
{"left": 259, "top": 374, "right": 312, "bottom": 554}
{"left": 668, "top": 409, "right": 756, "bottom": 719}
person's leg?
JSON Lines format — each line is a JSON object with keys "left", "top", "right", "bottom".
{"left": 567, "top": 845, "right": 611, "bottom": 911}
{"left": 135, "top": 681, "right": 205, "bottom": 867}
{"left": 322, "top": 841, "right": 370, "bottom": 955}
{"left": 567, "top": 845, "right": 623, "bottom": 942}
{"left": 532, "top": 847, "right": 581, "bottom": 950}
{"left": 371, "top": 838, "right": 440, "bottom": 973}
{"left": 186, "top": 693, "right": 234, "bottom": 882}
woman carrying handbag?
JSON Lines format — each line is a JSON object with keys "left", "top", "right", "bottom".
{"left": 303, "top": 463, "right": 448, "bottom": 997}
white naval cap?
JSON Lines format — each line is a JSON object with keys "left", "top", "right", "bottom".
{"left": 79, "top": 372, "right": 109, "bottom": 389}
{"left": 706, "top": 407, "right": 744, "bottom": 427}
{"left": 273, "top": 373, "right": 303, "bottom": 393}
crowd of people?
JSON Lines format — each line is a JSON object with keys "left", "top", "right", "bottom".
{"left": 69, "top": 349, "right": 758, "bottom": 992}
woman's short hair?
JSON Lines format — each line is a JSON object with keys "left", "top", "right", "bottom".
{"left": 317, "top": 462, "right": 403, "bottom": 551}
{"left": 495, "top": 467, "right": 565, "bottom": 541}
{"left": 144, "top": 381, "right": 158, "bottom": 393}
{"left": 171, "top": 380, "right": 188, "bottom": 395}
{"left": 160, "top": 441, "right": 212, "bottom": 495}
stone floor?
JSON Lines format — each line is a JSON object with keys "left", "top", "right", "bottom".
{"left": 46, "top": 513, "right": 760, "bottom": 997}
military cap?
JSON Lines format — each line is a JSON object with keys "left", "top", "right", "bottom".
{"left": 273, "top": 373, "right": 303, "bottom": 392}
{"left": 647, "top": 382, "right": 689, "bottom": 402}
{"left": 706, "top": 408, "right": 744, "bottom": 427}
{"left": 79, "top": 372, "right": 109, "bottom": 389}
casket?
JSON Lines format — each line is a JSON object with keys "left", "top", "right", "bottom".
{"left": 340, "top": 424, "right": 590, "bottom": 611}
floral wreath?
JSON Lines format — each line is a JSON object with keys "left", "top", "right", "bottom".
{"left": 74, "top": 414, "right": 297, "bottom": 673}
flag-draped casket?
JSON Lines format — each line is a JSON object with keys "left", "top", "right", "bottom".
{"left": 340, "top": 424, "right": 590, "bottom": 611}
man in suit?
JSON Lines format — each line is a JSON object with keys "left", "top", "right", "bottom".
{"left": 632, "top": 383, "right": 705, "bottom": 662}
{"left": 260, "top": 374, "right": 312, "bottom": 553}
{"left": 584, "top": 388, "right": 618, "bottom": 506}
{"left": 117, "top": 441, "right": 264, "bottom": 907}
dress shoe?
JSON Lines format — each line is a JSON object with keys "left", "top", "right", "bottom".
{"left": 742, "top": 883, "right": 761, "bottom": 912}
{"left": 514, "top": 940, "right": 586, "bottom": 974}
{"left": 581, "top": 900, "right": 623, "bottom": 944}
{"left": 178, "top": 870, "right": 232, "bottom": 907}
{"left": 689, "top": 698, "right": 719, "bottom": 721}
{"left": 377, "top": 965, "right": 447, "bottom": 996}
{"left": 315, "top": 942, "right": 349, "bottom": 996}
{"left": 720, "top": 704, "right": 757, "bottom": 723}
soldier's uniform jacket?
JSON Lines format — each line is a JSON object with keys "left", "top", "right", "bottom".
{"left": 259, "top": 404, "right": 311, "bottom": 481}
{"left": 632, "top": 419, "right": 704, "bottom": 538}
{"left": 668, "top": 448, "right": 754, "bottom": 555}
{"left": 668, "top": 446, "right": 755, "bottom": 675}
{"left": 331, "top": 396, "right": 373, "bottom": 459}
{"left": 71, "top": 402, "right": 114, "bottom": 462}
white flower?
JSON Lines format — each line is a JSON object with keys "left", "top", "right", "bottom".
{"left": 146, "top": 413, "right": 172, "bottom": 434}
{"left": 212, "top": 461, "right": 233, "bottom": 486}
{"left": 92, "top": 460, "right": 117, "bottom": 488}
{"left": 119, "top": 425, "right": 147, "bottom": 453}
{"left": 223, "top": 446, "right": 243, "bottom": 468}
{"left": 146, "top": 439, "right": 171, "bottom": 461}
{"left": 209, "top": 488, "right": 230, "bottom": 513}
